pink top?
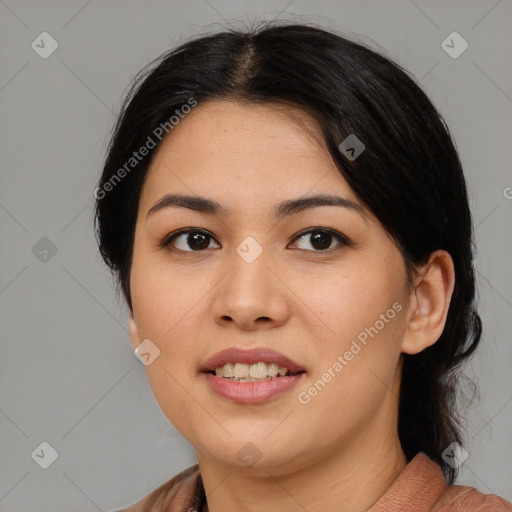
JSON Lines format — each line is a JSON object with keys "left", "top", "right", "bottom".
{"left": 115, "top": 452, "right": 512, "bottom": 511}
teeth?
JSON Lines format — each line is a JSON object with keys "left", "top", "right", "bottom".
{"left": 223, "top": 362, "right": 234, "bottom": 378}
{"left": 213, "top": 362, "right": 294, "bottom": 379}
{"left": 267, "top": 363, "right": 279, "bottom": 377}
{"left": 234, "top": 363, "right": 250, "bottom": 378}
{"left": 249, "top": 362, "right": 267, "bottom": 378}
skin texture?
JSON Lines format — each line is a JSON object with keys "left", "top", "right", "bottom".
{"left": 128, "top": 100, "right": 455, "bottom": 512}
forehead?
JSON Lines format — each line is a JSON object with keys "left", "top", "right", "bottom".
{"left": 138, "top": 100, "right": 362, "bottom": 217}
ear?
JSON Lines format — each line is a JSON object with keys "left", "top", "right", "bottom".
{"left": 401, "top": 250, "right": 455, "bottom": 355}
{"left": 128, "top": 312, "right": 141, "bottom": 351}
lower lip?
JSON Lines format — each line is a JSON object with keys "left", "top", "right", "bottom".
{"left": 203, "top": 372, "right": 306, "bottom": 403}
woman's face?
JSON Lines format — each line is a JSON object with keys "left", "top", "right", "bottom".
{"left": 129, "top": 100, "right": 412, "bottom": 474}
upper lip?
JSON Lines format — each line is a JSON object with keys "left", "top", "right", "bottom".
{"left": 201, "top": 347, "right": 306, "bottom": 374}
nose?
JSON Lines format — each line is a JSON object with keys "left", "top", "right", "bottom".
{"left": 211, "top": 245, "right": 291, "bottom": 331}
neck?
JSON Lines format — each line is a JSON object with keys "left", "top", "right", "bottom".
{"left": 197, "top": 393, "right": 408, "bottom": 512}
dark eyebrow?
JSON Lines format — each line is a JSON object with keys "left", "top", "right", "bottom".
{"left": 146, "top": 193, "right": 366, "bottom": 220}
{"left": 275, "top": 194, "right": 365, "bottom": 219}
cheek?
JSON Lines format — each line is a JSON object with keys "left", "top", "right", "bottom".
{"left": 130, "top": 255, "right": 206, "bottom": 439}
{"left": 130, "top": 244, "right": 207, "bottom": 340}
{"left": 129, "top": 248, "right": 205, "bottom": 372}
{"left": 296, "top": 252, "right": 407, "bottom": 409}
{"left": 298, "top": 256, "right": 405, "bottom": 347}
{"left": 296, "top": 279, "right": 406, "bottom": 437}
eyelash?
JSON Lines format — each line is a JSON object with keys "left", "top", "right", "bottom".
{"left": 158, "top": 227, "right": 353, "bottom": 255}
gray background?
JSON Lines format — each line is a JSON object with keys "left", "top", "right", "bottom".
{"left": 1, "top": 0, "right": 511, "bottom": 510}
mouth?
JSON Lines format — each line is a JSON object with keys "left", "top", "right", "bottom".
{"left": 207, "top": 362, "right": 304, "bottom": 381}
{"left": 200, "top": 347, "right": 307, "bottom": 403}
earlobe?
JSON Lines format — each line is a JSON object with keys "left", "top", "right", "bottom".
{"left": 401, "top": 250, "right": 455, "bottom": 355}
{"left": 128, "top": 313, "right": 141, "bottom": 351}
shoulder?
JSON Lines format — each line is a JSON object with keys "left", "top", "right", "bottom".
{"left": 368, "top": 452, "right": 512, "bottom": 512}
{"left": 112, "top": 464, "right": 203, "bottom": 512}
{"left": 432, "top": 484, "right": 512, "bottom": 512}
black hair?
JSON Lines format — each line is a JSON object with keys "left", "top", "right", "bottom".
{"left": 94, "top": 21, "right": 481, "bottom": 484}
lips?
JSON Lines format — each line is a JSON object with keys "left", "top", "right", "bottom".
{"left": 200, "top": 347, "right": 306, "bottom": 375}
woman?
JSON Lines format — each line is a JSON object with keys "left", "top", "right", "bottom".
{"left": 95, "top": 22, "right": 512, "bottom": 512}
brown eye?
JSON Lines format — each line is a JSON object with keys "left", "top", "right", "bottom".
{"left": 291, "top": 228, "right": 352, "bottom": 252}
{"left": 160, "top": 227, "right": 351, "bottom": 255}
{"left": 161, "top": 229, "right": 220, "bottom": 252}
